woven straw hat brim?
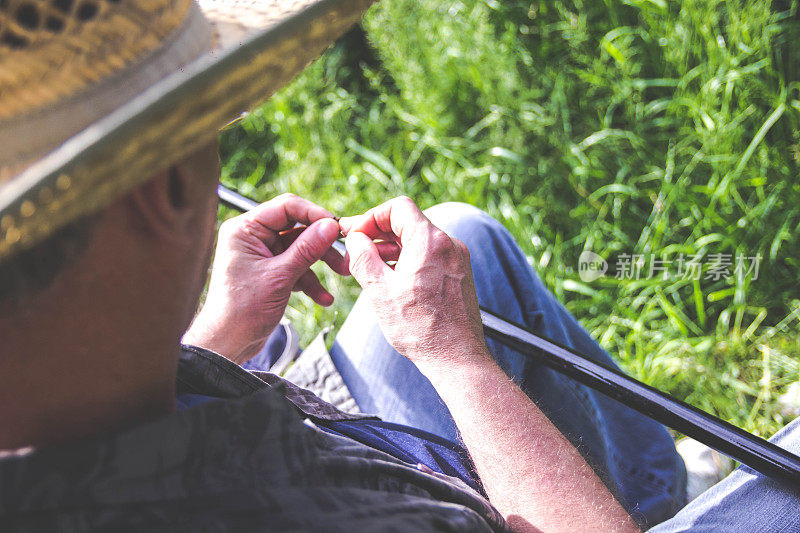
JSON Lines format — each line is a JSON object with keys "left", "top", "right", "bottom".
{"left": 0, "top": 0, "right": 374, "bottom": 260}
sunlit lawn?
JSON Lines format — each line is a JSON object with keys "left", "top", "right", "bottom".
{"left": 219, "top": 0, "right": 800, "bottom": 437}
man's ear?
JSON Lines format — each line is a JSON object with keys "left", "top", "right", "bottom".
{"left": 128, "top": 164, "right": 194, "bottom": 245}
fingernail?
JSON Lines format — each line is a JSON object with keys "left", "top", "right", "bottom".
{"left": 316, "top": 218, "right": 340, "bottom": 240}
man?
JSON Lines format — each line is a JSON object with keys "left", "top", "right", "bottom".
{"left": 0, "top": 1, "right": 797, "bottom": 531}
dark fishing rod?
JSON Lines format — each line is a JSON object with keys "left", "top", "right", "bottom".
{"left": 218, "top": 183, "right": 800, "bottom": 486}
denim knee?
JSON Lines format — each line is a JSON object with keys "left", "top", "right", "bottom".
{"left": 424, "top": 202, "right": 506, "bottom": 247}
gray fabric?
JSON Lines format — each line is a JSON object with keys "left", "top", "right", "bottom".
{"left": 0, "top": 346, "right": 508, "bottom": 532}
{"left": 284, "top": 332, "right": 362, "bottom": 415}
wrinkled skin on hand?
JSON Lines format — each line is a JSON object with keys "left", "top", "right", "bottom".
{"left": 185, "top": 193, "right": 487, "bottom": 370}
{"left": 340, "top": 197, "right": 490, "bottom": 371}
{"left": 184, "top": 193, "right": 348, "bottom": 363}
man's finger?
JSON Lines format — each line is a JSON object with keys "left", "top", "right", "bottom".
{"left": 345, "top": 231, "right": 392, "bottom": 286}
{"left": 373, "top": 241, "right": 401, "bottom": 262}
{"left": 321, "top": 246, "right": 350, "bottom": 276}
{"left": 338, "top": 221, "right": 397, "bottom": 243}
{"left": 243, "top": 194, "right": 334, "bottom": 241}
{"left": 341, "top": 241, "right": 401, "bottom": 272}
{"left": 294, "top": 270, "right": 334, "bottom": 307}
{"left": 275, "top": 227, "right": 349, "bottom": 276}
{"left": 277, "top": 218, "right": 341, "bottom": 283}
{"left": 339, "top": 197, "right": 429, "bottom": 244}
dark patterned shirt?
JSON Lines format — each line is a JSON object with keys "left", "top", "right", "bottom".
{"left": 0, "top": 346, "right": 508, "bottom": 532}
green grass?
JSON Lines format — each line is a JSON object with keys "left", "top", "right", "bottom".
{"left": 218, "top": 0, "right": 800, "bottom": 437}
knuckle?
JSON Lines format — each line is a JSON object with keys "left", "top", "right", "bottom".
{"left": 218, "top": 218, "right": 234, "bottom": 232}
{"left": 431, "top": 228, "right": 449, "bottom": 241}
{"left": 276, "top": 192, "right": 299, "bottom": 204}
{"left": 394, "top": 196, "right": 416, "bottom": 209}
{"left": 428, "top": 230, "right": 453, "bottom": 255}
{"left": 218, "top": 217, "right": 239, "bottom": 238}
{"left": 424, "top": 232, "right": 471, "bottom": 270}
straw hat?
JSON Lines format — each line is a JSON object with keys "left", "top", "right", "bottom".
{"left": 0, "top": 0, "right": 374, "bottom": 260}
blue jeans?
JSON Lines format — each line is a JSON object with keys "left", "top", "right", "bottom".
{"left": 649, "top": 417, "right": 800, "bottom": 532}
{"left": 330, "top": 202, "right": 800, "bottom": 530}
{"left": 330, "top": 202, "right": 686, "bottom": 527}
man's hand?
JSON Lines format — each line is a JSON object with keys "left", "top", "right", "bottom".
{"left": 343, "top": 197, "right": 639, "bottom": 532}
{"left": 183, "top": 194, "right": 348, "bottom": 364}
{"left": 339, "top": 196, "right": 491, "bottom": 374}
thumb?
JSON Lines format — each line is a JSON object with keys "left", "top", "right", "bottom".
{"left": 345, "top": 231, "right": 391, "bottom": 286}
{"left": 278, "top": 218, "right": 340, "bottom": 283}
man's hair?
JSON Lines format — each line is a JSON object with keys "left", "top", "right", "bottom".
{"left": 0, "top": 215, "right": 98, "bottom": 305}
